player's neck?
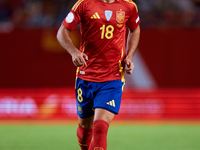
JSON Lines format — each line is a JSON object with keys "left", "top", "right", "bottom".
{"left": 101, "top": 0, "right": 116, "bottom": 3}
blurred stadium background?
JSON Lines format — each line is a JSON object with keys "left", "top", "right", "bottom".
{"left": 0, "top": 0, "right": 200, "bottom": 150}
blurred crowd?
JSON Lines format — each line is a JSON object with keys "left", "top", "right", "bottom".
{"left": 0, "top": 0, "right": 75, "bottom": 29}
{"left": 135, "top": 0, "right": 200, "bottom": 28}
{"left": 0, "top": 0, "right": 200, "bottom": 29}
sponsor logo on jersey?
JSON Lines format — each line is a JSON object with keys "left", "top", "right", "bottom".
{"left": 105, "top": 10, "right": 113, "bottom": 21}
{"left": 91, "top": 12, "right": 100, "bottom": 19}
{"left": 107, "top": 100, "right": 115, "bottom": 107}
{"left": 116, "top": 9, "right": 125, "bottom": 23}
{"left": 65, "top": 12, "right": 74, "bottom": 23}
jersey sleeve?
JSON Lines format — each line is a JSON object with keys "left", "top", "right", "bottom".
{"left": 62, "top": 0, "right": 85, "bottom": 31}
{"left": 126, "top": 2, "right": 140, "bottom": 31}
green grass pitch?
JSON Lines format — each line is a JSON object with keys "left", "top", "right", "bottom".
{"left": 0, "top": 124, "right": 200, "bottom": 150}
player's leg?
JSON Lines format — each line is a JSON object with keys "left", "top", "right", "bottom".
{"left": 88, "top": 79, "right": 124, "bottom": 150}
{"left": 77, "top": 116, "right": 94, "bottom": 150}
{"left": 75, "top": 78, "right": 96, "bottom": 150}
{"left": 78, "top": 116, "right": 94, "bottom": 129}
{"left": 89, "top": 108, "right": 115, "bottom": 150}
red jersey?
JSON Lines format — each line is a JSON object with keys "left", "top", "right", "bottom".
{"left": 62, "top": 0, "right": 140, "bottom": 82}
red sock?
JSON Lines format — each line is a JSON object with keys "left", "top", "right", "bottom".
{"left": 89, "top": 120, "right": 109, "bottom": 150}
{"left": 77, "top": 124, "right": 93, "bottom": 150}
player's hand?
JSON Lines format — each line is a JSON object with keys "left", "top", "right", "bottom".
{"left": 124, "top": 58, "right": 134, "bottom": 74}
{"left": 71, "top": 50, "right": 88, "bottom": 67}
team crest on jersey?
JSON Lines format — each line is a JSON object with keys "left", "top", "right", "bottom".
{"left": 116, "top": 9, "right": 125, "bottom": 23}
{"left": 78, "top": 104, "right": 83, "bottom": 114}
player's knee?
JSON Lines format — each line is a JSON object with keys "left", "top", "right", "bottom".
{"left": 79, "top": 123, "right": 93, "bottom": 129}
{"left": 93, "top": 120, "right": 109, "bottom": 135}
{"left": 78, "top": 116, "right": 94, "bottom": 129}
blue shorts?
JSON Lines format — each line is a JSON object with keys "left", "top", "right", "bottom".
{"left": 75, "top": 77, "right": 125, "bottom": 118}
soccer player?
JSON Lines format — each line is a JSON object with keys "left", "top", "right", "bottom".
{"left": 57, "top": 0, "right": 140, "bottom": 149}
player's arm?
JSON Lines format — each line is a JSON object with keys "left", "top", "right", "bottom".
{"left": 57, "top": 25, "right": 88, "bottom": 67}
{"left": 124, "top": 25, "right": 140, "bottom": 74}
